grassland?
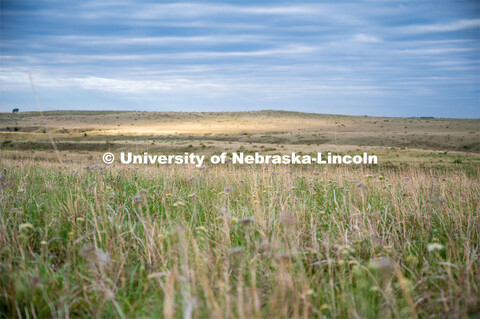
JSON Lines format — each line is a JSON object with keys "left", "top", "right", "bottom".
{"left": 1, "top": 110, "right": 479, "bottom": 152}
{"left": 0, "top": 111, "right": 479, "bottom": 318}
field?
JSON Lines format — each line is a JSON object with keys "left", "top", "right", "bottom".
{"left": 0, "top": 111, "right": 479, "bottom": 318}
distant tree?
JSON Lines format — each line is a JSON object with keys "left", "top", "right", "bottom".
{"left": 12, "top": 108, "right": 19, "bottom": 113}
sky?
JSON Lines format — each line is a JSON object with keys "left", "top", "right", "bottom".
{"left": 0, "top": 0, "right": 479, "bottom": 118}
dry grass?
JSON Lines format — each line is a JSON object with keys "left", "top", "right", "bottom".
{"left": 1, "top": 111, "right": 479, "bottom": 152}
{"left": 0, "top": 158, "right": 479, "bottom": 318}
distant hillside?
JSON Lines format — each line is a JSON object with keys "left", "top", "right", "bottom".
{"left": 1, "top": 110, "right": 479, "bottom": 152}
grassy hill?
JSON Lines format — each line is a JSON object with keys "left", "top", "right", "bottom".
{"left": 1, "top": 110, "right": 479, "bottom": 169}
{"left": 0, "top": 110, "right": 479, "bottom": 317}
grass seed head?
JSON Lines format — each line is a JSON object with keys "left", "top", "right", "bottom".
{"left": 133, "top": 195, "right": 145, "bottom": 205}
{"left": 19, "top": 223, "right": 34, "bottom": 232}
{"left": 279, "top": 211, "right": 295, "bottom": 227}
{"left": 427, "top": 243, "right": 445, "bottom": 252}
{"left": 368, "top": 257, "right": 396, "bottom": 286}
{"left": 173, "top": 201, "right": 186, "bottom": 207}
{"left": 229, "top": 247, "right": 243, "bottom": 255}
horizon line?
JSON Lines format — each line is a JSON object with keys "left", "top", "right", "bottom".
{"left": 1, "top": 109, "right": 478, "bottom": 120}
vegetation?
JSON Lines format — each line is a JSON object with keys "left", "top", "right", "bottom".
{"left": 0, "top": 111, "right": 478, "bottom": 318}
{"left": 0, "top": 159, "right": 479, "bottom": 318}
{"left": 1, "top": 111, "right": 479, "bottom": 153}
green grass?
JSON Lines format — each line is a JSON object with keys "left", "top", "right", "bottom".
{"left": 0, "top": 158, "right": 479, "bottom": 318}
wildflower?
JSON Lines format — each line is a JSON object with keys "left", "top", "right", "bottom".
{"left": 40, "top": 240, "right": 48, "bottom": 246}
{"left": 76, "top": 217, "right": 85, "bottom": 223}
{"left": 427, "top": 243, "right": 444, "bottom": 252}
{"left": 230, "top": 217, "right": 238, "bottom": 224}
{"left": 19, "top": 223, "right": 34, "bottom": 231}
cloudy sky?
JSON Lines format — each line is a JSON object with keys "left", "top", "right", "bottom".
{"left": 1, "top": 0, "right": 479, "bottom": 117}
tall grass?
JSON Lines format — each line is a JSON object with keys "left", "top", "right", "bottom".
{"left": 0, "top": 159, "right": 479, "bottom": 318}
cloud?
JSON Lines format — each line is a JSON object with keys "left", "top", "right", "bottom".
{"left": 62, "top": 3, "right": 324, "bottom": 20}
{"left": 1, "top": 70, "right": 391, "bottom": 99}
{"left": 1, "top": 0, "right": 479, "bottom": 117}
{"left": 398, "top": 47, "right": 475, "bottom": 55}
{"left": 353, "top": 34, "right": 381, "bottom": 43}
{"left": 43, "top": 35, "right": 272, "bottom": 46}
{"left": 402, "top": 19, "right": 480, "bottom": 33}
{"left": 0, "top": 71, "right": 229, "bottom": 93}
{"left": 3, "top": 45, "right": 318, "bottom": 65}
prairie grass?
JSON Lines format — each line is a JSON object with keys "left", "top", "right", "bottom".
{"left": 1, "top": 111, "right": 479, "bottom": 152}
{"left": 0, "top": 159, "right": 479, "bottom": 318}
